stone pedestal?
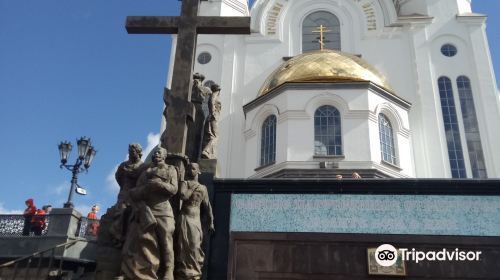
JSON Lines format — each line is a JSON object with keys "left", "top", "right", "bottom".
{"left": 199, "top": 158, "right": 219, "bottom": 177}
{"left": 46, "top": 208, "right": 82, "bottom": 237}
{"left": 94, "top": 207, "right": 123, "bottom": 280}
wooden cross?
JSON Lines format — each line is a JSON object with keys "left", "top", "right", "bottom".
{"left": 126, "top": 0, "right": 251, "bottom": 155}
{"left": 312, "top": 25, "right": 331, "bottom": 50}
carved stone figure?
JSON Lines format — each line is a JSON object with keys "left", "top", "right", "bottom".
{"left": 115, "top": 143, "right": 144, "bottom": 206}
{"left": 201, "top": 83, "right": 221, "bottom": 159}
{"left": 174, "top": 163, "right": 215, "bottom": 280}
{"left": 121, "top": 147, "right": 178, "bottom": 280}
{"left": 186, "top": 73, "right": 211, "bottom": 162}
{"left": 95, "top": 144, "right": 145, "bottom": 280}
{"left": 107, "top": 143, "right": 145, "bottom": 245}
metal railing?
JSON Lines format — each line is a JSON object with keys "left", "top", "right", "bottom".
{"left": 0, "top": 240, "right": 78, "bottom": 280}
{"left": 0, "top": 214, "right": 100, "bottom": 239}
{"left": 77, "top": 217, "right": 100, "bottom": 239}
{"left": 0, "top": 215, "right": 49, "bottom": 237}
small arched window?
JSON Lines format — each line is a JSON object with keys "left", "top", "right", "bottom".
{"left": 302, "top": 11, "right": 341, "bottom": 52}
{"left": 456, "top": 76, "right": 487, "bottom": 178}
{"left": 378, "top": 114, "right": 397, "bottom": 165}
{"left": 314, "top": 105, "right": 342, "bottom": 156}
{"left": 260, "top": 115, "right": 277, "bottom": 166}
{"left": 438, "top": 76, "right": 466, "bottom": 178}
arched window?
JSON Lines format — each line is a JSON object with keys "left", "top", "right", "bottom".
{"left": 260, "top": 115, "right": 277, "bottom": 166}
{"left": 302, "top": 11, "right": 341, "bottom": 52}
{"left": 314, "top": 105, "right": 341, "bottom": 156}
{"left": 457, "top": 76, "right": 487, "bottom": 178}
{"left": 438, "top": 77, "right": 466, "bottom": 178}
{"left": 379, "top": 114, "right": 397, "bottom": 165}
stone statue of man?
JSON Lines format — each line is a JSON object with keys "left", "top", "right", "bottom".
{"left": 95, "top": 143, "right": 145, "bottom": 279}
{"left": 201, "top": 83, "right": 221, "bottom": 159}
{"left": 174, "top": 163, "right": 215, "bottom": 280}
{"left": 107, "top": 143, "right": 144, "bottom": 244}
{"left": 115, "top": 143, "right": 144, "bottom": 206}
{"left": 121, "top": 147, "right": 178, "bottom": 280}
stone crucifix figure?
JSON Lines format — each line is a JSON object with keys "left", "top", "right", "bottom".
{"left": 126, "top": 0, "right": 250, "bottom": 159}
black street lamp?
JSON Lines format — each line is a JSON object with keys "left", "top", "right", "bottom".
{"left": 58, "top": 137, "right": 97, "bottom": 208}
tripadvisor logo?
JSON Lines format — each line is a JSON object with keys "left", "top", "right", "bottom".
{"left": 375, "top": 244, "right": 482, "bottom": 267}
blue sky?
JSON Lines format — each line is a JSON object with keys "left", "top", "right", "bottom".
{"left": 0, "top": 1, "right": 499, "bottom": 215}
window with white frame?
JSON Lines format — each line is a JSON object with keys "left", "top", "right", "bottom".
{"left": 314, "top": 105, "right": 342, "bottom": 156}
{"left": 260, "top": 115, "right": 277, "bottom": 166}
{"left": 438, "top": 76, "right": 467, "bottom": 178}
{"left": 378, "top": 114, "right": 397, "bottom": 165}
{"left": 302, "top": 11, "right": 341, "bottom": 52}
{"left": 456, "top": 76, "right": 487, "bottom": 178}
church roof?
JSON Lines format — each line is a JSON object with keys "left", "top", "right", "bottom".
{"left": 258, "top": 50, "right": 394, "bottom": 97}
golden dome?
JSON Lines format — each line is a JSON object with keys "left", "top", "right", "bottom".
{"left": 258, "top": 50, "right": 393, "bottom": 97}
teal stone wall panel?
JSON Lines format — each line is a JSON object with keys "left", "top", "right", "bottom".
{"left": 230, "top": 194, "right": 500, "bottom": 236}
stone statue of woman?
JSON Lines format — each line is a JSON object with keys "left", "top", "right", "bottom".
{"left": 174, "top": 163, "right": 214, "bottom": 280}
{"left": 201, "top": 83, "right": 221, "bottom": 159}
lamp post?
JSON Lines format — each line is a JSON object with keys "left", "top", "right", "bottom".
{"left": 58, "top": 137, "right": 97, "bottom": 208}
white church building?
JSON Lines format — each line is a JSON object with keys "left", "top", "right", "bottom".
{"left": 164, "top": 0, "right": 500, "bottom": 179}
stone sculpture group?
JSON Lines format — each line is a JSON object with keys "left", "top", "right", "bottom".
{"left": 96, "top": 75, "right": 219, "bottom": 280}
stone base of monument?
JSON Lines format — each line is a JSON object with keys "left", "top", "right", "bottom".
{"left": 198, "top": 158, "right": 218, "bottom": 177}
{"left": 208, "top": 179, "right": 500, "bottom": 279}
{"left": 94, "top": 245, "right": 122, "bottom": 280}
{"left": 94, "top": 208, "right": 123, "bottom": 280}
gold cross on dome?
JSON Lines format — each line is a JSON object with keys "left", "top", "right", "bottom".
{"left": 312, "top": 25, "right": 331, "bottom": 50}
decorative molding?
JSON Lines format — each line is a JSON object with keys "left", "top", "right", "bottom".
{"left": 456, "top": 13, "right": 487, "bottom": 25}
{"left": 243, "top": 82, "right": 411, "bottom": 114}
{"left": 250, "top": 160, "right": 410, "bottom": 179}
{"left": 395, "top": 15, "right": 434, "bottom": 26}
{"left": 223, "top": 0, "right": 249, "bottom": 15}
{"left": 278, "top": 110, "right": 310, "bottom": 122}
{"left": 373, "top": 161, "right": 410, "bottom": 177}
{"left": 266, "top": 1, "right": 285, "bottom": 35}
{"left": 375, "top": 102, "right": 410, "bottom": 134}
{"left": 244, "top": 129, "right": 257, "bottom": 140}
{"left": 251, "top": 0, "right": 400, "bottom": 37}
{"left": 397, "top": 127, "right": 410, "bottom": 138}
{"left": 367, "top": 111, "right": 378, "bottom": 123}
{"left": 247, "top": 103, "right": 280, "bottom": 132}
{"left": 345, "top": 110, "right": 372, "bottom": 120}
{"left": 353, "top": 0, "right": 378, "bottom": 31}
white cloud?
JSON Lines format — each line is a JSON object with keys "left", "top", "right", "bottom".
{"left": 0, "top": 202, "right": 22, "bottom": 214}
{"left": 51, "top": 181, "right": 69, "bottom": 196}
{"left": 105, "top": 132, "right": 160, "bottom": 194}
{"left": 106, "top": 163, "right": 120, "bottom": 193}
{"left": 74, "top": 203, "right": 93, "bottom": 217}
{"left": 143, "top": 132, "right": 161, "bottom": 160}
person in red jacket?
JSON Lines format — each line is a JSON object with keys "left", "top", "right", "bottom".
{"left": 86, "top": 205, "right": 100, "bottom": 236}
{"left": 22, "top": 198, "right": 37, "bottom": 236}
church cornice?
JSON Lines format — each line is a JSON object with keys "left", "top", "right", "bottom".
{"left": 250, "top": 0, "right": 400, "bottom": 38}
{"left": 243, "top": 81, "right": 411, "bottom": 115}
{"left": 456, "top": 13, "right": 487, "bottom": 25}
{"left": 392, "top": 15, "right": 434, "bottom": 26}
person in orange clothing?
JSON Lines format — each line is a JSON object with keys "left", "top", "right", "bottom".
{"left": 31, "top": 208, "right": 45, "bottom": 236}
{"left": 86, "top": 205, "right": 100, "bottom": 236}
{"left": 22, "top": 198, "right": 37, "bottom": 236}
{"left": 31, "top": 205, "right": 52, "bottom": 236}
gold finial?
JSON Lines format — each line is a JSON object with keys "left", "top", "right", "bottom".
{"left": 312, "top": 25, "right": 331, "bottom": 50}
